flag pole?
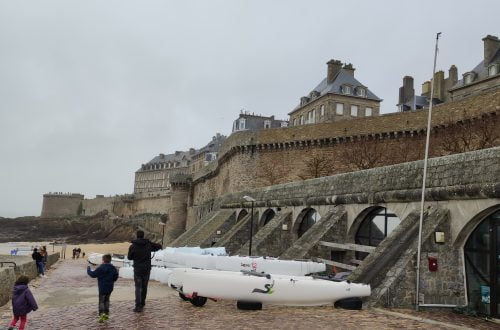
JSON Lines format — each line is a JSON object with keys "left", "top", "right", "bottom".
{"left": 415, "top": 32, "right": 441, "bottom": 312}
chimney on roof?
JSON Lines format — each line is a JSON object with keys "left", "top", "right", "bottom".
{"left": 448, "top": 65, "right": 458, "bottom": 85}
{"left": 398, "top": 76, "right": 415, "bottom": 105}
{"left": 421, "top": 81, "right": 431, "bottom": 98}
{"left": 327, "top": 59, "right": 343, "bottom": 83}
{"left": 343, "top": 63, "right": 355, "bottom": 77}
{"left": 483, "top": 35, "right": 500, "bottom": 66}
{"left": 189, "top": 148, "right": 195, "bottom": 154}
{"left": 159, "top": 153, "right": 165, "bottom": 159}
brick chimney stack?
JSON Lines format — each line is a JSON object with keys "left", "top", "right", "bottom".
{"left": 343, "top": 63, "right": 355, "bottom": 77}
{"left": 327, "top": 59, "right": 343, "bottom": 83}
{"left": 483, "top": 35, "right": 500, "bottom": 66}
{"left": 448, "top": 65, "right": 458, "bottom": 85}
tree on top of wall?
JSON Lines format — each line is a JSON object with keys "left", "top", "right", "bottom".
{"left": 258, "top": 153, "right": 286, "bottom": 185}
{"left": 298, "top": 151, "right": 336, "bottom": 180}
{"left": 437, "top": 111, "right": 500, "bottom": 154}
{"left": 341, "top": 137, "right": 387, "bottom": 170}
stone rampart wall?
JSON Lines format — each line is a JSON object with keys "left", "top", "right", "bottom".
{"left": 216, "top": 146, "right": 500, "bottom": 208}
{"left": 191, "top": 89, "right": 500, "bottom": 210}
{"left": 41, "top": 194, "right": 84, "bottom": 218}
{"left": 0, "top": 253, "right": 59, "bottom": 306}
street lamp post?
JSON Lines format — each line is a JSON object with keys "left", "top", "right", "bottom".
{"left": 243, "top": 196, "right": 256, "bottom": 256}
{"left": 159, "top": 214, "right": 168, "bottom": 248}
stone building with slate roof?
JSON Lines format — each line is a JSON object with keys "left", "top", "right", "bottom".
{"left": 289, "top": 59, "right": 382, "bottom": 126}
{"left": 398, "top": 34, "right": 500, "bottom": 111}
{"left": 449, "top": 35, "right": 500, "bottom": 101}
{"left": 190, "top": 133, "right": 227, "bottom": 173}
{"left": 232, "top": 112, "right": 288, "bottom": 133}
{"left": 134, "top": 149, "right": 195, "bottom": 195}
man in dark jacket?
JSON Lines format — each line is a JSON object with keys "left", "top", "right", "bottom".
{"left": 87, "top": 254, "right": 119, "bottom": 322}
{"left": 31, "top": 248, "right": 44, "bottom": 277}
{"left": 127, "top": 230, "right": 162, "bottom": 312}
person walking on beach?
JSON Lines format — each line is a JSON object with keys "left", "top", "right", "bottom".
{"left": 8, "top": 275, "right": 38, "bottom": 330}
{"left": 72, "top": 248, "right": 76, "bottom": 259}
{"left": 40, "top": 246, "right": 48, "bottom": 269}
{"left": 32, "top": 248, "right": 44, "bottom": 277}
{"left": 87, "top": 254, "right": 119, "bottom": 323}
{"left": 127, "top": 230, "right": 162, "bottom": 312}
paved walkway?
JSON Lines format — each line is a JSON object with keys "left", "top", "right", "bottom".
{"left": 1, "top": 259, "right": 498, "bottom": 329}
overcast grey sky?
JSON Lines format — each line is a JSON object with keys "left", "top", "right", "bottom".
{"left": 0, "top": 0, "right": 499, "bottom": 217}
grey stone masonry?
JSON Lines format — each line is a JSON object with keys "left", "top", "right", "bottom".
{"left": 173, "top": 209, "right": 235, "bottom": 247}
{"left": 219, "top": 147, "right": 500, "bottom": 208}
{"left": 280, "top": 207, "right": 346, "bottom": 260}
{"left": 237, "top": 212, "right": 292, "bottom": 257}
{"left": 215, "top": 214, "right": 252, "bottom": 254}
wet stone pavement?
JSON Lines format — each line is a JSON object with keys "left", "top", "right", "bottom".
{"left": 1, "top": 259, "right": 498, "bottom": 329}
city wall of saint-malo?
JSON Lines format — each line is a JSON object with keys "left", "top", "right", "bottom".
{"left": 188, "top": 90, "right": 500, "bottom": 227}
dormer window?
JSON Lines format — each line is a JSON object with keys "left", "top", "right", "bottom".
{"left": 239, "top": 118, "right": 246, "bottom": 130}
{"left": 464, "top": 72, "right": 475, "bottom": 85}
{"left": 342, "top": 85, "right": 351, "bottom": 94}
{"left": 356, "top": 87, "right": 366, "bottom": 97}
{"left": 488, "top": 64, "right": 499, "bottom": 77}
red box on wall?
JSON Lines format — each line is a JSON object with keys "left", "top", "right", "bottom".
{"left": 428, "top": 257, "right": 438, "bottom": 272}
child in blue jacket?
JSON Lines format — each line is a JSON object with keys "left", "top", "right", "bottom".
{"left": 87, "top": 254, "right": 119, "bottom": 323}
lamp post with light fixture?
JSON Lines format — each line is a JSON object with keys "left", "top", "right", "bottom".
{"left": 243, "top": 195, "right": 256, "bottom": 256}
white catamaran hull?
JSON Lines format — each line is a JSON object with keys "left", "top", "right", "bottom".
{"left": 169, "top": 268, "right": 370, "bottom": 306}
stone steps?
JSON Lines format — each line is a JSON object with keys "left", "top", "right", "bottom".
{"left": 214, "top": 214, "right": 251, "bottom": 254}
{"left": 346, "top": 206, "right": 449, "bottom": 307}
{"left": 238, "top": 211, "right": 292, "bottom": 256}
{"left": 170, "top": 209, "right": 233, "bottom": 247}
{"left": 280, "top": 206, "right": 346, "bottom": 260}
{"left": 183, "top": 209, "right": 236, "bottom": 247}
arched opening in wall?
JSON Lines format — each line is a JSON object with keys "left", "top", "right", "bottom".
{"left": 237, "top": 209, "right": 248, "bottom": 222}
{"left": 464, "top": 206, "right": 500, "bottom": 317}
{"left": 297, "top": 208, "right": 321, "bottom": 238}
{"left": 354, "top": 207, "right": 400, "bottom": 260}
{"left": 260, "top": 209, "right": 276, "bottom": 227}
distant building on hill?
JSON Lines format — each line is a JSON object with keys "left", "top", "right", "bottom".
{"left": 289, "top": 59, "right": 382, "bottom": 126}
{"left": 190, "top": 133, "right": 226, "bottom": 173}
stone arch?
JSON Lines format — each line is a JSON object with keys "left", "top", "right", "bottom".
{"left": 237, "top": 209, "right": 249, "bottom": 222}
{"left": 259, "top": 209, "right": 276, "bottom": 227}
{"left": 349, "top": 206, "right": 402, "bottom": 260}
{"left": 454, "top": 204, "right": 500, "bottom": 248}
{"left": 460, "top": 204, "right": 500, "bottom": 316}
{"left": 293, "top": 207, "right": 321, "bottom": 238}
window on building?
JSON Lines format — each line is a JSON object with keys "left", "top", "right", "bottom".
{"left": 357, "top": 88, "right": 366, "bottom": 97}
{"left": 336, "top": 103, "right": 344, "bottom": 115}
{"left": 239, "top": 118, "right": 246, "bottom": 130}
{"left": 293, "top": 118, "right": 297, "bottom": 126}
{"left": 300, "top": 115, "right": 304, "bottom": 125}
{"left": 365, "top": 107, "right": 373, "bottom": 116}
{"left": 464, "top": 73, "right": 474, "bottom": 85}
{"left": 343, "top": 85, "right": 351, "bottom": 94}
{"left": 351, "top": 105, "right": 358, "bottom": 117}
{"left": 355, "top": 208, "right": 401, "bottom": 260}
{"left": 264, "top": 120, "right": 271, "bottom": 129}
{"left": 489, "top": 64, "right": 499, "bottom": 77}
{"left": 307, "top": 111, "right": 313, "bottom": 124}
{"left": 320, "top": 105, "right": 325, "bottom": 117}
{"left": 280, "top": 121, "right": 288, "bottom": 127}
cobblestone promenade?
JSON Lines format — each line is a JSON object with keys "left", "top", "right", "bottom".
{"left": 1, "top": 259, "right": 498, "bottom": 329}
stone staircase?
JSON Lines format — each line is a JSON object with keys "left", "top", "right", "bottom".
{"left": 214, "top": 213, "right": 252, "bottom": 254}
{"left": 237, "top": 211, "right": 292, "bottom": 256}
{"left": 347, "top": 205, "right": 449, "bottom": 307}
{"left": 170, "top": 209, "right": 234, "bottom": 247}
{"left": 280, "top": 206, "right": 346, "bottom": 260}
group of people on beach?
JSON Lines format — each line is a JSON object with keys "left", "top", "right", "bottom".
{"left": 72, "top": 247, "right": 85, "bottom": 259}
{"left": 8, "top": 230, "right": 161, "bottom": 328}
